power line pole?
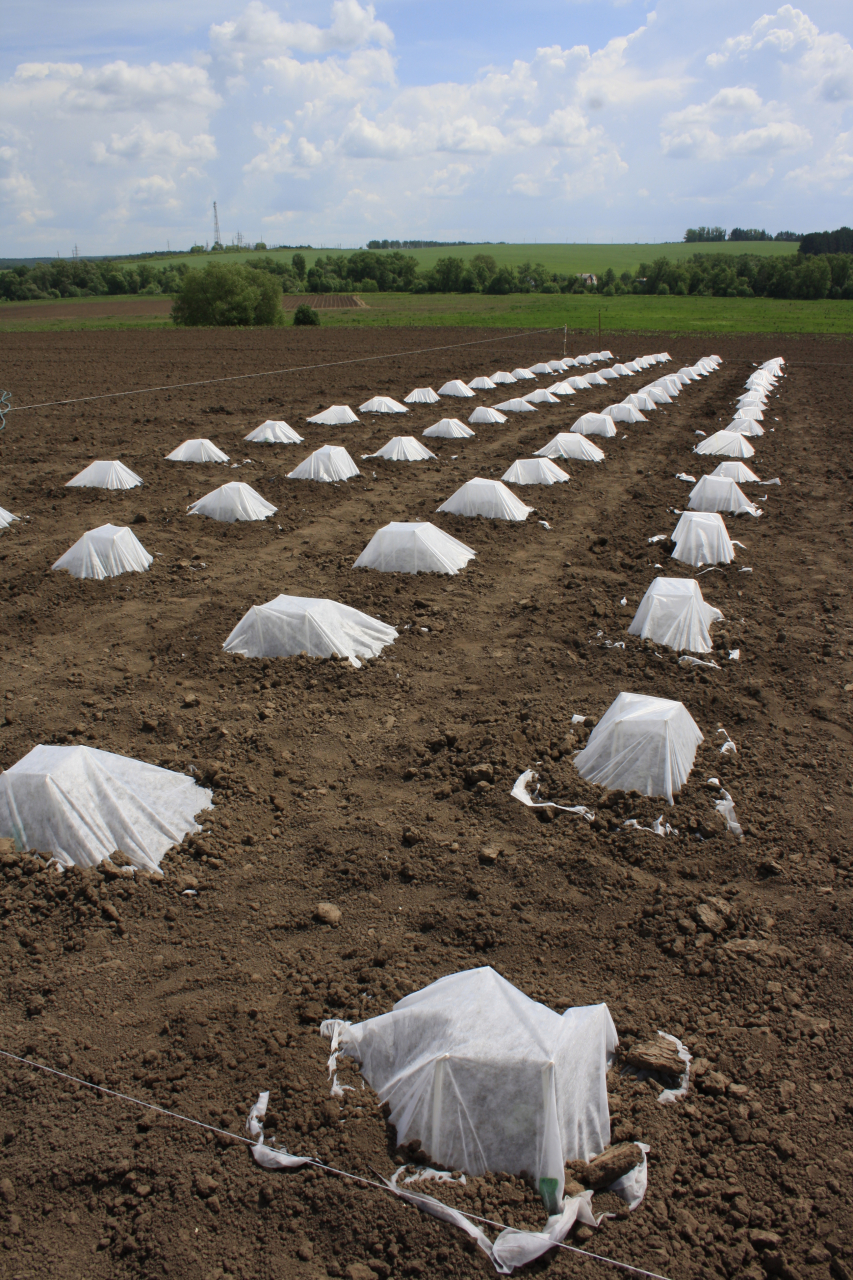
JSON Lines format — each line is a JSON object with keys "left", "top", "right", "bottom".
{"left": 213, "top": 202, "right": 222, "bottom": 248}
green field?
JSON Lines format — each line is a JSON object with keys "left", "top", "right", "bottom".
{"left": 2, "top": 288, "right": 851, "bottom": 336}
{"left": 114, "top": 239, "right": 799, "bottom": 278}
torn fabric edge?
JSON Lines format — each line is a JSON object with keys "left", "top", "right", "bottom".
{"left": 247, "top": 1092, "right": 312, "bottom": 1170}
{"left": 510, "top": 770, "right": 594, "bottom": 822}
{"left": 675, "top": 473, "right": 695, "bottom": 483}
{"left": 609, "top": 1143, "right": 650, "bottom": 1209}
{"left": 648, "top": 534, "right": 667, "bottom": 544}
{"left": 654, "top": 1034, "right": 692, "bottom": 1104}
{"left": 706, "top": 778, "right": 744, "bottom": 838}
{"left": 391, "top": 1165, "right": 467, "bottom": 1187}
{"left": 623, "top": 817, "right": 677, "bottom": 838}
{"left": 717, "top": 728, "right": 737, "bottom": 755}
{"left": 678, "top": 656, "right": 720, "bottom": 670}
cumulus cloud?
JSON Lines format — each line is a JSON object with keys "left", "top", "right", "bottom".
{"left": 210, "top": 0, "right": 393, "bottom": 71}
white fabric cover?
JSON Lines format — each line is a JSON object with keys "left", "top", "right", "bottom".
{"left": 404, "top": 387, "right": 440, "bottom": 404}
{"left": 0, "top": 506, "right": 19, "bottom": 530}
{"left": 547, "top": 360, "right": 568, "bottom": 372}
{"left": 688, "top": 475, "right": 761, "bottom": 516}
{"left": 546, "top": 382, "right": 576, "bottom": 396}
{"left": 165, "top": 438, "right": 229, "bottom": 463}
{"left": 0, "top": 744, "right": 211, "bottom": 872}
{"left": 329, "top": 967, "right": 617, "bottom": 1200}
{"left": 494, "top": 398, "right": 537, "bottom": 413}
{"left": 368, "top": 436, "right": 436, "bottom": 461}
{"left": 670, "top": 512, "right": 735, "bottom": 567}
{"left": 467, "top": 376, "right": 497, "bottom": 390}
{"left": 611, "top": 364, "right": 634, "bottom": 377}
{"left": 694, "top": 431, "right": 755, "bottom": 459}
{"left": 566, "top": 376, "right": 591, "bottom": 390}
{"left": 734, "top": 405, "right": 763, "bottom": 421}
{"left": 354, "top": 522, "right": 475, "bottom": 574}
{"left": 530, "top": 363, "right": 552, "bottom": 374}
{"left": 574, "top": 692, "right": 703, "bottom": 804}
{"left": 524, "top": 389, "right": 560, "bottom": 405}
{"left": 223, "top": 594, "right": 396, "bottom": 667}
{"left": 603, "top": 404, "right": 646, "bottom": 423}
{"left": 624, "top": 393, "right": 656, "bottom": 412}
{"left": 677, "top": 366, "right": 700, "bottom": 381}
{"left": 423, "top": 419, "right": 475, "bottom": 439}
{"left": 571, "top": 412, "right": 617, "bottom": 438}
{"left": 598, "top": 368, "right": 620, "bottom": 381}
{"left": 359, "top": 396, "right": 408, "bottom": 414}
{"left": 723, "top": 418, "right": 764, "bottom": 437}
{"left": 490, "top": 371, "right": 517, "bottom": 384}
{"left": 244, "top": 421, "right": 303, "bottom": 444}
{"left": 584, "top": 373, "right": 607, "bottom": 386}
{"left": 641, "top": 386, "right": 672, "bottom": 404}
{"left": 66, "top": 461, "right": 142, "bottom": 490}
{"left": 306, "top": 405, "right": 359, "bottom": 425}
{"left": 188, "top": 481, "right": 276, "bottom": 522}
{"left": 287, "top": 445, "right": 360, "bottom": 482}
{"left": 710, "top": 460, "right": 761, "bottom": 483}
{"left": 574, "top": 355, "right": 591, "bottom": 365}
{"left": 438, "top": 380, "right": 475, "bottom": 398}
{"left": 628, "top": 578, "right": 723, "bottom": 653}
{"left": 52, "top": 524, "right": 153, "bottom": 580}
{"left": 437, "top": 478, "right": 532, "bottom": 521}
{"left": 503, "top": 458, "right": 570, "bottom": 485}
{"left": 468, "top": 406, "right": 508, "bottom": 424}
{"left": 511, "top": 368, "right": 536, "bottom": 380}
{"left": 534, "top": 433, "right": 605, "bottom": 462}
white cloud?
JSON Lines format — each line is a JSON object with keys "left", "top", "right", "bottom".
{"left": 93, "top": 124, "right": 217, "bottom": 165}
{"left": 210, "top": 0, "right": 392, "bottom": 71}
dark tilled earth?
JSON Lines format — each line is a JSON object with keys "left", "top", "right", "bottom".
{"left": 0, "top": 327, "right": 851, "bottom": 1280}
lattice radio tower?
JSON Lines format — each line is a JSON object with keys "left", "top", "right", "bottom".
{"left": 213, "top": 201, "right": 222, "bottom": 248}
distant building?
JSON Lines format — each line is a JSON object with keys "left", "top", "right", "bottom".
{"left": 577, "top": 273, "right": 597, "bottom": 286}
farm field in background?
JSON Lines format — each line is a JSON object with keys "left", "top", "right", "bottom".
{"left": 2, "top": 288, "right": 851, "bottom": 335}
{"left": 113, "top": 239, "right": 800, "bottom": 278}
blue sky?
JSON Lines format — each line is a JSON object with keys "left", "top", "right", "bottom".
{"left": 2, "top": 1, "right": 852, "bottom": 254}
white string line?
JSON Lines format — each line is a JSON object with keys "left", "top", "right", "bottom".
{"left": 0, "top": 1048, "right": 671, "bottom": 1280}
{"left": 5, "top": 327, "right": 562, "bottom": 414}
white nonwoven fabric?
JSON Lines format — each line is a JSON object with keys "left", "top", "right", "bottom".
{"left": 437, "top": 479, "right": 532, "bottom": 521}
{"left": 368, "top": 437, "right": 436, "bottom": 461}
{"left": 502, "top": 459, "right": 570, "bottom": 486}
{"left": 438, "top": 379, "right": 475, "bottom": 397}
{"left": 66, "top": 460, "right": 143, "bottom": 490}
{"left": 511, "top": 368, "right": 536, "bottom": 380}
{"left": 165, "top": 438, "right": 229, "bottom": 463}
{"left": 534, "top": 434, "right": 604, "bottom": 462}
{"left": 523, "top": 389, "right": 560, "bottom": 405}
{"left": 0, "top": 506, "right": 20, "bottom": 529}
{"left": 322, "top": 967, "right": 617, "bottom": 1209}
{"left": 222, "top": 594, "right": 397, "bottom": 667}
{"left": 710, "top": 461, "right": 761, "bottom": 483}
{"left": 566, "top": 376, "right": 590, "bottom": 390}
{"left": 688, "top": 475, "right": 761, "bottom": 516}
{"left": 598, "top": 368, "right": 619, "bottom": 381}
{"left": 573, "top": 691, "right": 703, "bottom": 804}
{"left": 494, "top": 398, "right": 537, "bottom": 413}
{"left": 306, "top": 405, "right": 359, "bottom": 425}
{"left": 570, "top": 413, "right": 617, "bottom": 438}
{"left": 354, "top": 522, "right": 475, "bottom": 574}
{"left": 694, "top": 431, "right": 755, "bottom": 458}
{"left": 52, "top": 523, "right": 153, "bottom": 580}
{"left": 359, "top": 396, "right": 409, "bottom": 414}
{"left": 244, "top": 421, "right": 303, "bottom": 444}
{"left": 584, "top": 373, "right": 607, "bottom": 387}
{"left": 670, "top": 512, "right": 736, "bottom": 568}
{"left": 404, "top": 387, "right": 440, "bottom": 404}
{"left": 188, "top": 481, "right": 277, "bottom": 521}
{"left": 546, "top": 382, "right": 576, "bottom": 396}
{"left": 287, "top": 445, "right": 360, "bottom": 482}
{"left": 603, "top": 404, "right": 647, "bottom": 423}
{"left": 628, "top": 577, "right": 723, "bottom": 653}
{"left": 734, "top": 405, "right": 764, "bottom": 421}
{"left": 624, "top": 393, "right": 656, "bottom": 411}
{"left": 490, "top": 371, "right": 517, "bottom": 384}
{"left": 469, "top": 407, "right": 508, "bottom": 424}
{"left": 723, "top": 418, "right": 764, "bottom": 437}
{"left": 468, "top": 376, "right": 497, "bottom": 390}
{"left": 0, "top": 744, "right": 211, "bottom": 872}
{"left": 422, "top": 419, "right": 474, "bottom": 439}
{"left": 530, "top": 363, "right": 552, "bottom": 374}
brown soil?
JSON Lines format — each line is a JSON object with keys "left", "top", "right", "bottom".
{"left": 281, "top": 296, "right": 368, "bottom": 310}
{"left": 0, "top": 327, "right": 851, "bottom": 1280}
{"left": 0, "top": 297, "right": 173, "bottom": 322}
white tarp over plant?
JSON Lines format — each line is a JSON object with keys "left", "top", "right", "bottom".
{"left": 694, "top": 431, "right": 755, "bottom": 459}
{"left": 188, "top": 481, "right": 276, "bottom": 522}
{"left": 244, "top": 421, "right": 303, "bottom": 444}
{"left": 723, "top": 418, "right": 764, "bottom": 437}
{"left": 52, "top": 524, "right": 153, "bottom": 580}
{"left": 503, "top": 459, "right": 570, "bottom": 485}
{"left": 524, "top": 389, "right": 560, "bottom": 405}
{"left": 688, "top": 475, "right": 761, "bottom": 516}
{"left": 584, "top": 373, "right": 607, "bottom": 387}
{"left": 734, "top": 405, "right": 763, "bottom": 421}
{"left": 405, "top": 387, "right": 440, "bottom": 404}
{"left": 0, "top": 506, "right": 19, "bottom": 530}
{"left": 66, "top": 461, "right": 143, "bottom": 490}
{"left": 165, "top": 438, "right": 229, "bottom": 463}
{"left": 0, "top": 744, "right": 211, "bottom": 872}
{"left": 628, "top": 578, "right": 723, "bottom": 653}
{"left": 603, "top": 404, "right": 646, "bottom": 423}
{"left": 437, "top": 479, "right": 532, "bottom": 522}
{"left": 546, "top": 382, "right": 576, "bottom": 396}
{"left": 469, "top": 407, "right": 508, "bottom": 424}
{"left": 468, "top": 376, "right": 497, "bottom": 390}
{"left": 624, "top": 393, "right": 656, "bottom": 412}
{"left": 490, "top": 371, "right": 517, "bottom": 384}
{"left": 534, "top": 433, "right": 605, "bottom": 462}
{"left": 566, "top": 377, "right": 590, "bottom": 390}
{"left": 530, "top": 363, "right": 552, "bottom": 374}
{"left": 323, "top": 966, "right": 617, "bottom": 1208}
{"left": 354, "top": 522, "right": 475, "bottom": 574}
{"left": 438, "top": 380, "right": 475, "bottom": 398}
{"left": 574, "top": 692, "right": 703, "bottom": 804}
{"left": 368, "top": 437, "right": 436, "bottom": 461}
{"left": 710, "top": 460, "right": 761, "bottom": 483}
{"left": 670, "top": 512, "right": 735, "bottom": 567}
{"left": 494, "top": 398, "right": 537, "bottom": 413}
{"left": 423, "top": 419, "right": 475, "bottom": 439}
{"left": 511, "top": 368, "right": 536, "bottom": 380}
{"left": 570, "top": 412, "right": 617, "bottom": 438}
{"left": 359, "top": 396, "right": 408, "bottom": 414}
{"left": 223, "top": 595, "right": 396, "bottom": 668}
{"left": 287, "top": 445, "right": 360, "bottom": 482}
{"left": 306, "top": 405, "right": 359, "bottom": 425}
